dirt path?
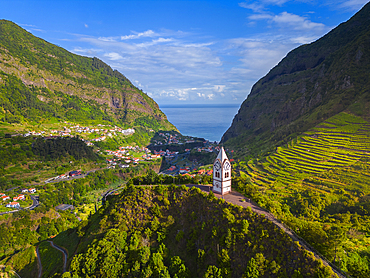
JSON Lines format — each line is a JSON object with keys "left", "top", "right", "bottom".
{"left": 190, "top": 185, "right": 347, "bottom": 278}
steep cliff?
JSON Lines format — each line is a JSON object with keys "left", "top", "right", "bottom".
{"left": 0, "top": 20, "right": 176, "bottom": 132}
{"left": 221, "top": 2, "right": 370, "bottom": 157}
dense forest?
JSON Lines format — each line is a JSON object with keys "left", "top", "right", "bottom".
{"left": 59, "top": 186, "right": 335, "bottom": 278}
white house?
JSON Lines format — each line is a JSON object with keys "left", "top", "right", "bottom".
{"left": 6, "top": 202, "right": 20, "bottom": 208}
{"left": 212, "top": 147, "right": 232, "bottom": 195}
{"left": 1, "top": 196, "right": 10, "bottom": 201}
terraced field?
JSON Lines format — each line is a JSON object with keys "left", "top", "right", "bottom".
{"left": 240, "top": 112, "right": 370, "bottom": 202}
{"left": 235, "top": 112, "right": 370, "bottom": 277}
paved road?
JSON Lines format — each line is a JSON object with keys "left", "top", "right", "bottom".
{"left": 44, "top": 167, "right": 108, "bottom": 185}
{"left": 36, "top": 245, "right": 42, "bottom": 278}
{"left": 0, "top": 195, "right": 40, "bottom": 216}
{"left": 102, "top": 185, "right": 126, "bottom": 203}
{"left": 47, "top": 241, "right": 68, "bottom": 273}
{"left": 37, "top": 241, "right": 68, "bottom": 278}
{"left": 29, "top": 195, "right": 39, "bottom": 210}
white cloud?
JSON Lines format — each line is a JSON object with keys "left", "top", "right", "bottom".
{"left": 226, "top": 37, "right": 294, "bottom": 80}
{"left": 104, "top": 52, "right": 123, "bottom": 60}
{"left": 19, "top": 23, "right": 37, "bottom": 27}
{"left": 121, "top": 30, "right": 157, "bottom": 40}
{"left": 337, "top": 0, "right": 369, "bottom": 10}
{"left": 249, "top": 11, "right": 327, "bottom": 32}
{"left": 97, "top": 36, "right": 120, "bottom": 42}
{"left": 249, "top": 13, "right": 273, "bottom": 20}
{"left": 19, "top": 23, "right": 45, "bottom": 33}
{"left": 84, "top": 24, "right": 88, "bottom": 28}
{"left": 290, "top": 36, "right": 320, "bottom": 44}
{"left": 68, "top": 11, "right": 330, "bottom": 105}
{"left": 239, "top": 0, "right": 290, "bottom": 10}
{"left": 273, "top": 12, "right": 326, "bottom": 31}
{"left": 72, "top": 47, "right": 102, "bottom": 56}
{"left": 238, "top": 2, "right": 266, "bottom": 13}
{"left": 213, "top": 85, "right": 226, "bottom": 92}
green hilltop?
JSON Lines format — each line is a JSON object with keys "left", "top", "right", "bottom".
{"left": 10, "top": 185, "right": 336, "bottom": 277}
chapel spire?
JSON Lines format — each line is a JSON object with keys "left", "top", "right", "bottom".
{"left": 212, "top": 147, "right": 231, "bottom": 195}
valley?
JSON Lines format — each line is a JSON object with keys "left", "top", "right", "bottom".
{"left": 1, "top": 2, "right": 370, "bottom": 277}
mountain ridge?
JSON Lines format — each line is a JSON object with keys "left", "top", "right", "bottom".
{"left": 0, "top": 20, "right": 176, "bottom": 135}
{"left": 221, "top": 2, "right": 370, "bottom": 157}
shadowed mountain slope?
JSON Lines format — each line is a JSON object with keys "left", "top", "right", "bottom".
{"left": 222, "top": 2, "right": 370, "bottom": 157}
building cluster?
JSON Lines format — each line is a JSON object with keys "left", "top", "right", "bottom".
{"left": 197, "top": 168, "right": 213, "bottom": 176}
{"left": 1, "top": 188, "right": 36, "bottom": 210}
{"left": 168, "top": 166, "right": 176, "bottom": 172}
{"left": 179, "top": 167, "right": 191, "bottom": 174}
{"left": 196, "top": 145, "right": 220, "bottom": 153}
{"left": 153, "top": 132, "right": 199, "bottom": 146}
{"left": 45, "top": 170, "right": 82, "bottom": 183}
{"left": 153, "top": 149, "right": 179, "bottom": 158}
{"left": 154, "top": 132, "right": 179, "bottom": 145}
{"left": 23, "top": 123, "right": 135, "bottom": 145}
{"left": 105, "top": 145, "right": 149, "bottom": 168}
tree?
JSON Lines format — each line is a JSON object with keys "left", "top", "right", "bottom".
{"left": 204, "top": 265, "right": 222, "bottom": 278}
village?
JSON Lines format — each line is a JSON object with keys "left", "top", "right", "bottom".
{"left": 2, "top": 124, "right": 231, "bottom": 214}
{"left": 0, "top": 188, "right": 36, "bottom": 212}
{"left": 152, "top": 131, "right": 199, "bottom": 146}
{"left": 23, "top": 122, "right": 135, "bottom": 145}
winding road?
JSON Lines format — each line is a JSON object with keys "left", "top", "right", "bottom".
{"left": 36, "top": 241, "right": 68, "bottom": 278}
{"left": 47, "top": 241, "right": 68, "bottom": 273}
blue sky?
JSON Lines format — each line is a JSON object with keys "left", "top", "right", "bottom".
{"left": 1, "top": 0, "right": 368, "bottom": 105}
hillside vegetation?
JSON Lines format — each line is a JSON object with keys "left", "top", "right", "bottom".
{"left": 0, "top": 20, "right": 176, "bottom": 141}
{"left": 222, "top": 2, "right": 370, "bottom": 158}
{"left": 52, "top": 185, "right": 336, "bottom": 278}
{"left": 219, "top": 4, "right": 370, "bottom": 277}
{"left": 233, "top": 111, "right": 370, "bottom": 277}
{"left": 0, "top": 135, "right": 104, "bottom": 191}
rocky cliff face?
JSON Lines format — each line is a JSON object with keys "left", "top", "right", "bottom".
{"left": 221, "top": 2, "right": 370, "bottom": 156}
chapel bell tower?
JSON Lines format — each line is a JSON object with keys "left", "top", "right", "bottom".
{"left": 213, "top": 147, "right": 231, "bottom": 195}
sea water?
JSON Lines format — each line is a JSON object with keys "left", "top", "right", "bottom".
{"left": 159, "top": 104, "right": 240, "bottom": 142}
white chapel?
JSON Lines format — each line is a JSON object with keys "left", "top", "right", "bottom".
{"left": 213, "top": 147, "right": 231, "bottom": 195}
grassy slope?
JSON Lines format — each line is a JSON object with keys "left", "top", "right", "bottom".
{"left": 234, "top": 111, "right": 370, "bottom": 277}
{"left": 5, "top": 246, "right": 38, "bottom": 278}
{"left": 38, "top": 241, "right": 63, "bottom": 278}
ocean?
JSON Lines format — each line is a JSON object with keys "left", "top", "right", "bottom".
{"left": 159, "top": 104, "right": 240, "bottom": 142}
